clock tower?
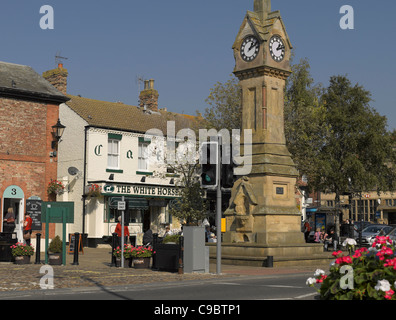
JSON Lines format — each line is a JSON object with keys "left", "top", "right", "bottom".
{"left": 224, "top": 0, "right": 306, "bottom": 246}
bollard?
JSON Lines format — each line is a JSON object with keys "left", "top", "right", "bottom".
{"left": 111, "top": 233, "right": 118, "bottom": 267}
{"left": 178, "top": 236, "right": 184, "bottom": 274}
{"left": 266, "top": 256, "right": 273, "bottom": 268}
{"left": 35, "top": 233, "right": 41, "bottom": 264}
{"left": 72, "top": 232, "right": 79, "bottom": 265}
{"left": 152, "top": 233, "right": 158, "bottom": 269}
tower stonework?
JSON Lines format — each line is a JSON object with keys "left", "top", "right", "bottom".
{"left": 213, "top": 1, "right": 328, "bottom": 266}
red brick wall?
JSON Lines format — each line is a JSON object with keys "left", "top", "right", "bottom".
{"left": 0, "top": 96, "right": 59, "bottom": 238}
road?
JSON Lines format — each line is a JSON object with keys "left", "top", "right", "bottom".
{"left": 0, "top": 273, "right": 317, "bottom": 301}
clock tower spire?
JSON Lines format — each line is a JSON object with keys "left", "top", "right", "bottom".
{"left": 254, "top": 0, "right": 271, "bottom": 21}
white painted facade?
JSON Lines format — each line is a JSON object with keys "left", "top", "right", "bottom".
{"left": 57, "top": 102, "right": 182, "bottom": 247}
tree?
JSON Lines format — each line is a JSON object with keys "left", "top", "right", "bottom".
{"left": 313, "top": 76, "right": 396, "bottom": 232}
{"left": 150, "top": 140, "right": 208, "bottom": 226}
{"left": 204, "top": 75, "right": 241, "bottom": 131}
{"left": 284, "top": 58, "right": 326, "bottom": 190}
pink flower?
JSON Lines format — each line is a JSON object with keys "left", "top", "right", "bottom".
{"left": 385, "top": 289, "right": 394, "bottom": 300}
{"left": 384, "top": 258, "right": 396, "bottom": 269}
{"left": 332, "top": 250, "right": 343, "bottom": 257}
{"left": 335, "top": 255, "right": 353, "bottom": 265}
{"left": 316, "top": 274, "right": 328, "bottom": 283}
{"left": 377, "top": 247, "right": 394, "bottom": 261}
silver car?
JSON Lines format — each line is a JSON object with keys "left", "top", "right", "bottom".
{"left": 355, "top": 224, "right": 394, "bottom": 247}
{"left": 386, "top": 227, "right": 396, "bottom": 244}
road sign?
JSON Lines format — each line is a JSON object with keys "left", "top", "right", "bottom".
{"left": 118, "top": 201, "right": 126, "bottom": 211}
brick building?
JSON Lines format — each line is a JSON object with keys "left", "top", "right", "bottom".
{"left": 0, "top": 61, "right": 69, "bottom": 243}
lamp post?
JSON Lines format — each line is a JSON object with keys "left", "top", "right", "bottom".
{"left": 51, "top": 118, "right": 66, "bottom": 149}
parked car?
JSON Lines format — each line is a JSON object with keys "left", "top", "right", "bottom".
{"left": 385, "top": 227, "right": 396, "bottom": 244}
{"left": 355, "top": 224, "right": 394, "bottom": 247}
{"left": 352, "top": 221, "right": 373, "bottom": 238}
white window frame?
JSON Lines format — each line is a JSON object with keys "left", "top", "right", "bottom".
{"left": 138, "top": 141, "right": 149, "bottom": 171}
{"left": 107, "top": 139, "right": 120, "bottom": 169}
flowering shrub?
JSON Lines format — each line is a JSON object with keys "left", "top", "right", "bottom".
{"left": 10, "top": 243, "right": 34, "bottom": 256}
{"left": 307, "top": 236, "right": 396, "bottom": 300}
{"left": 47, "top": 179, "right": 64, "bottom": 195}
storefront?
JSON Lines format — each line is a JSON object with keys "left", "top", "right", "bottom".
{"left": 85, "top": 182, "right": 181, "bottom": 247}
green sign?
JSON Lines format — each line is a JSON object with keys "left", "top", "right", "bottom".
{"left": 41, "top": 202, "right": 74, "bottom": 265}
{"left": 41, "top": 202, "right": 74, "bottom": 223}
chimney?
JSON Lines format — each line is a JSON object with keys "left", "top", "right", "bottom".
{"left": 139, "top": 78, "right": 159, "bottom": 112}
{"left": 42, "top": 63, "right": 68, "bottom": 95}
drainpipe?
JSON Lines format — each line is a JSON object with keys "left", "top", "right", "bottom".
{"left": 82, "top": 126, "right": 88, "bottom": 246}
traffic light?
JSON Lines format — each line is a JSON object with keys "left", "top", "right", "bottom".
{"left": 221, "top": 144, "right": 236, "bottom": 188}
{"left": 200, "top": 141, "right": 219, "bottom": 188}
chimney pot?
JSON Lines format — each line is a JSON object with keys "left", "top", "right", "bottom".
{"left": 149, "top": 79, "right": 154, "bottom": 89}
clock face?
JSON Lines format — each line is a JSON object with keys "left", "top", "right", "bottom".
{"left": 240, "top": 36, "right": 260, "bottom": 62}
{"left": 269, "top": 35, "right": 285, "bottom": 62}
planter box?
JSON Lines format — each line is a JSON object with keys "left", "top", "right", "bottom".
{"left": 132, "top": 257, "right": 150, "bottom": 269}
{"left": 14, "top": 255, "right": 31, "bottom": 265}
{"left": 48, "top": 252, "right": 62, "bottom": 265}
{"left": 152, "top": 235, "right": 182, "bottom": 272}
{"left": 115, "top": 257, "right": 131, "bottom": 268}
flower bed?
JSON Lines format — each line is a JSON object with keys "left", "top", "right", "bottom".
{"left": 307, "top": 236, "right": 396, "bottom": 300}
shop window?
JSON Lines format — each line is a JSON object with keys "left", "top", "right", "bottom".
{"left": 106, "top": 208, "right": 143, "bottom": 224}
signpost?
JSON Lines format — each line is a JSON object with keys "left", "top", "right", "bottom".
{"left": 118, "top": 197, "right": 126, "bottom": 268}
{"left": 42, "top": 202, "right": 74, "bottom": 265}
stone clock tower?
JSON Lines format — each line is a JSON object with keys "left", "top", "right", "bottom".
{"left": 223, "top": 0, "right": 307, "bottom": 248}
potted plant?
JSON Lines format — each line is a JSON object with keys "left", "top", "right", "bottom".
{"left": 307, "top": 235, "right": 396, "bottom": 300}
{"left": 47, "top": 179, "right": 65, "bottom": 196}
{"left": 130, "top": 246, "right": 155, "bottom": 269}
{"left": 48, "top": 235, "right": 63, "bottom": 265}
{"left": 162, "top": 234, "right": 180, "bottom": 244}
{"left": 113, "top": 244, "right": 132, "bottom": 268}
{"left": 10, "top": 242, "right": 34, "bottom": 264}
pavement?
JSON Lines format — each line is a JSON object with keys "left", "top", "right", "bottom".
{"left": 0, "top": 247, "right": 330, "bottom": 292}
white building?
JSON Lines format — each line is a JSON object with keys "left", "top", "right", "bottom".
{"left": 47, "top": 68, "right": 194, "bottom": 247}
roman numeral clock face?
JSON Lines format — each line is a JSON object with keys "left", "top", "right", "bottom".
{"left": 269, "top": 35, "right": 285, "bottom": 62}
{"left": 240, "top": 36, "right": 260, "bottom": 62}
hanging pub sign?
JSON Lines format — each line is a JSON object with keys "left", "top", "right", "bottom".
{"left": 26, "top": 199, "right": 42, "bottom": 231}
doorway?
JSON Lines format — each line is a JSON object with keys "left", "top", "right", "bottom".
{"left": 2, "top": 185, "right": 25, "bottom": 242}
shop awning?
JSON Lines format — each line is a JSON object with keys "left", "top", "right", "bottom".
{"left": 109, "top": 197, "right": 149, "bottom": 210}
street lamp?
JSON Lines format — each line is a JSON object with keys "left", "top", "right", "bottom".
{"left": 51, "top": 118, "right": 66, "bottom": 149}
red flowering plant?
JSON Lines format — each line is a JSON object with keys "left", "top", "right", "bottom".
{"left": 307, "top": 236, "right": 396, "bottom": 300}
{"left": 47, "top": 179, "right": 65, "bottom": 195}
{"left": 112, "top": 244, "right": 131, "bottom": 259}
{"left": 87, "top": 183, "right": 102, "bottom": 198}
{"left": 129, "top": 246, "right": 155, "bottom": 258}
{"left": 10, "top": 242, "right": 34, "bottom": 256}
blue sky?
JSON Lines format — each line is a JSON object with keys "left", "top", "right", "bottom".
{"left": 1, "top": 0, "right": 395, "bottom": 130}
